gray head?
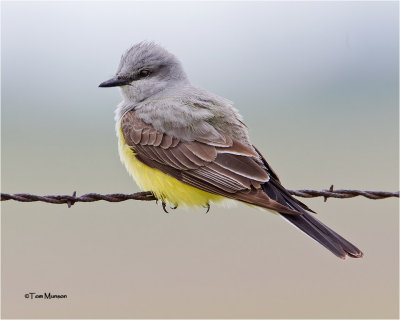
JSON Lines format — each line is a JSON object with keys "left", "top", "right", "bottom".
{"left": 99, "top": 42, "right": 189, "bottom": 103}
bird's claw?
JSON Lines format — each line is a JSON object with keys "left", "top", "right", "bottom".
{"left": 161, "top": 201, "right": 169, "bottom": 213}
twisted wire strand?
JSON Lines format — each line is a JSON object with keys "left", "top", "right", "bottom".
{"left": 1, "top": 187, "right": 398, "bottom": 208}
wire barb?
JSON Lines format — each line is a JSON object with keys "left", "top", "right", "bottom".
{"left": 67, "top": 191, "right": 77, "bottom": 208}
{"left": 0, "top": 189, "right": 398, "bottom": 207}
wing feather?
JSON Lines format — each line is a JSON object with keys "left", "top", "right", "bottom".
{"left": 147, "top": 129, "right": 158, "bottom": 145}
{"left": 170, "top": 148, "right": 200, "bottom": 170}
{"left": 121, "top": 111, "right": 300, "bottom": 215}
{"left": 178, "top": 144, "right": 209, "bottom": 166}
{"left": 160, "top": 135, "right": 173, "bottom": 149}
{"left": 217, "top": 139, "right": 259, "bottom": 157}
{"left": 183, "top": 143, "right": 217, "bottom": 161}
{"left": 154, "top": 133, "right": 163, "bottom": 146}
{"left": 131, "top": 128, "right": 142, "bottom": 145}
{"left": 214, "top": 154, "right": 269, "bottom": 181}
{"left": 140, "top": 127, "right": 150, "bottom": 145}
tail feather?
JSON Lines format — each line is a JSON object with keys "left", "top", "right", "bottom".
{"left": 281, "top": 211, "right": 363, "bottom": 259}
{"left": 261, "top": 177, "right": 363, "bottom": 259}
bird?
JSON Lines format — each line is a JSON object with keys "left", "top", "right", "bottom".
{"left": 99, "top": 41, "right": 363, "bottom": 259}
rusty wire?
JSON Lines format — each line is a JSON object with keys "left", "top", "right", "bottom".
{"left": 1, "top": 186, "right": 398, "bottom": 208}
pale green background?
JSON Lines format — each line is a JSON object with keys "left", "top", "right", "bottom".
{"left": 1, "top": 1, "right": 399, "bottom": 319}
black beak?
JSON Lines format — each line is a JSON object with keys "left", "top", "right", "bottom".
{"left": 98, "top": 76, "right": 132, "bottom": 87}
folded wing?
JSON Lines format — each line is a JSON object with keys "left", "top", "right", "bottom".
{"left": 121, "top": 111, "right": 300, "bottom": 215}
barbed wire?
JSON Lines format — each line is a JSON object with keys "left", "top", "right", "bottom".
{"left": 1, "top": 186, "right": 398, "bottom": 208}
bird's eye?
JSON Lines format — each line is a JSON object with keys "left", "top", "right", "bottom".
{"left": 139, "top": 69, "right": 151, "bottom": 78}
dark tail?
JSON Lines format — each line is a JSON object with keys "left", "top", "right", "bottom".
{"left": 251, "top": 144, "right": 363, "bottom": 259}
{"left": 280, "top": 211, "right": 363, "bottom": 259}
{"left": 262, "top": 180, "right": 363, "bottom": 259}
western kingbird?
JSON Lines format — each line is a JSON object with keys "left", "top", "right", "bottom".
{"left": 99, "top": 41, "right": 363, "bottom": 259}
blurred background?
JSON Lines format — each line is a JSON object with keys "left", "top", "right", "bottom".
{"left": 1, "top": 1, "right": 398, "bottom": 318}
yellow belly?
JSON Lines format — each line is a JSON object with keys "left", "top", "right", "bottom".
{"left": 117, "top": 124, "right": 225, "bottom": 208}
